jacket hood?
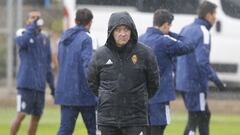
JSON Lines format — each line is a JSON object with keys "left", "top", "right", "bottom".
{"left": 106, "top": 11, "right": 138, "bottom": 48}
{"left": 195, "top": 18, "right": 212, "bottom": 30}
{"left": 146, "top": 27, "right": 164, "bottom": 35}
{"left": 60, "top": 25, "right": 87, "bottom": 46}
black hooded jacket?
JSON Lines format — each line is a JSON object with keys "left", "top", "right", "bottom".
{"left": 88, "top": 12, "right": 159, "bottom": 127}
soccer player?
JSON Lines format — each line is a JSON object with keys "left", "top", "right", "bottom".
{"left": 10, "top": 10, "right": 55, "bottom": 135}
{"left": 55, "top": 8, "right": 97, "bottom": 135}
{"left": 176, "top": 1, "right": 225, "bottom": 135}
{"left": 139, "top": 9, "right": 195, "bottom": 135}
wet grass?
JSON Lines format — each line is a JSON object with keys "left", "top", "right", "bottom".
{"left": 0, "top": 106, "right": 239, "bottom": 135}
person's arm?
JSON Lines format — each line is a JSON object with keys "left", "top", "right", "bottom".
{"left": 195, "top": 33, "right": 224, "bottom": 91}
{"left": 15, "top": 21, "right": 40, "bottom": 49}
{"left": 88, "top": 53, "right": 100, "bottom": 96}
{"left": 146, "top": 48, "right": 160, "bottom": 98}
{"left": 46, "top": 38, "right": 55, "bottom": 96}
{"left": 81, "top": 37, "right": 93, "bottom": 78}
{"left": 164, "top": 32, "right": 196, "bottom": 57}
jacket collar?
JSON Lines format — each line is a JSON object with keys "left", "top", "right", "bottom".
{"left": 194, "top": 18, "right": 212, "bottom": 30}
{"left": 60, "top": 25, "right": 87, "bottom": 46}
{"left": 146, "top": 27, "right": 164, "bottom": 35}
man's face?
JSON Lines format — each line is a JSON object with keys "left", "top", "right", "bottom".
{"left": 160, "top": 22, "right": 172, "bottom": 34}
{"left": 207, "top": 10, "right": 217, "bottom": 25}
{"left": 26, "top": 11, "right": 41, "bottom": 25}
{"left": 113, "top": 25, "right": 131, "bottom": 47}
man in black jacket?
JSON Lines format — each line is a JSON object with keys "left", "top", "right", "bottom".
{"left": 88, "top": 11, "right": 159, "bottom": 135}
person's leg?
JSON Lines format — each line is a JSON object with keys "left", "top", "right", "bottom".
{"left": 10, "top": 89, "right": 31, "bottom": 135}
{"left": 148, "top": 102, "right": 171, "bottom": 135}
{"left": 27, "top": 91, "right": 45, "bottom": 135}
{"left": 122, "top": 126, "right": 147, "bottom": 135}
{"left": 28, "top": 115, "right": 41, "bottom": 135}
{"left": 181, "top": 92, "right": 201, "bottom": 135}
{"left": 150, "top": 125, "right": 166, "bottom": 135}
{"left": 57, "top": 106, "right": 79, "bottom": 135}
{"left": 198, "top": 104, "right": 211, "bottom": 135}
{"left": 184, "top": 112, "right": 199, "bottom": 135}
{"left": 80, "top": 106, "right": 96, "bottom": 135}
{"left": 98, "top": 125, "right": 121, "bottom": 135}
{"left": 10, "top": 112, "right": 26, "bottom": 135}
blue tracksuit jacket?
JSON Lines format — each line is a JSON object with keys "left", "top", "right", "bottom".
{"left": 139, "top": 27, "right": 194, "bottom": 104}
{"left": 16, "top": 23, "right": 54, "bottom": 92}
{"left": 55, "top": 25, "right": 97, "bottom": 106}
{"left": 176, "top": 18, "right": 223, "bottom": 93}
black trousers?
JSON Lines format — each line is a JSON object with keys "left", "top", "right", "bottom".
{"left": 149, "top": 125, "right": 166, "bottom": 135}
{"left": 184, "top": 105, "right": 211, "bottom": 135}
{"left": 98, "top": 125, "right": 147, "bottom": 135}
{"left": 57, "top": 105, "right": 96, "bottom": 135}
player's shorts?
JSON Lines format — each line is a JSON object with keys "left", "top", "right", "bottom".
{"left": 148, "top": 102, "right": 171, "bottom": 126}
{"left": 181, "top": 91, "right": 207, "bottom": 112}
{"left": 16, "top": 89, "right": 45, "bottom": 116}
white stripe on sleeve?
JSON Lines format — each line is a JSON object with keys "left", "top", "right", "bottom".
{"left": 200, "top": 25, "right": 210, "bottom": 45}
{"left": 164, "top": 35, "right": 177, "bottom": 42}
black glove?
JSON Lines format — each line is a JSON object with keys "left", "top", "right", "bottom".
{"left": 215, "top": 79, "right": 226, "bottom": 91}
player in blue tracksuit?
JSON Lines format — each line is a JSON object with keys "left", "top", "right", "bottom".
{"left": 55, "top": 8, "right": 97, "bottom": 135}
{"left": 176, "top": 1, "right": 225, "bottom": 135}
{"left": 139, "top": 9, "right": 195, "bottom": 135}
{"left": 10, "top": 11, "right": 55, "bottom": 135}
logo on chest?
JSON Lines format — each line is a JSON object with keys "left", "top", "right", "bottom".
{"left": 106, "top": 59, "right": 113, "bottom": 65}
{"left": 131, "top": 54, "right": 138, "bottom": 64}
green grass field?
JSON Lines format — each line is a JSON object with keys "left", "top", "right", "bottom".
{"left": 1, "top": 105, "right": 239, "bottom": 135}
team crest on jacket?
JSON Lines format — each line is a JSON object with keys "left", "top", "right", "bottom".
{"left": 131, "top": 54, "right": 138, "bottom": 64}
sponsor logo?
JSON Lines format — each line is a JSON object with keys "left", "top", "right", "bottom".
{"left": 106, "top": 59, "right": 113, "bottom": 65}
